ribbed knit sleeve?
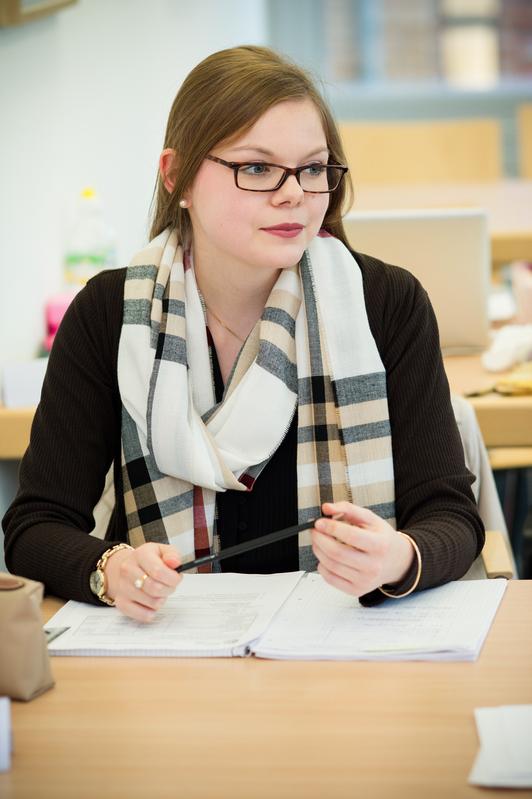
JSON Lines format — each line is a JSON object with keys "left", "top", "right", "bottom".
{"left": 3, "top": 270, "right": 127, "bottom": 603}
{"left": 356, "top": 250, "right": 484, "bottom": 604}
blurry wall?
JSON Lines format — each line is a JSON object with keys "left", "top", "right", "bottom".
{"left": 0, "top": 0, "right": 267, "bottom": 571}
{"left": 0, "top": 0, "right": 267, "bottom": 366}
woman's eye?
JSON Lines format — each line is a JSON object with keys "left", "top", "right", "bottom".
{"left": 242, "top": 163, "right": 269, "bottom": 176}
{"left": 304, "top": 164, "right": 326, "bottom": 177}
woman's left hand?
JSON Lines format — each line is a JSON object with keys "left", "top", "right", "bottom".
{"left": 312, "top": 501, "right": 415, "bottom": 597}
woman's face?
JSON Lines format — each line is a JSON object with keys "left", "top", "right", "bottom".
{"left": 186, "top": 99, "right": 330, "bottom": 274}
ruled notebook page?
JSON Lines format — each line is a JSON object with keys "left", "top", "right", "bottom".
{"left": 251, "top": 574, "right": 507, "bottom": 661}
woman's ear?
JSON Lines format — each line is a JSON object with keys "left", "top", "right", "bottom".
{"left": 159, "top": 148, "right": 178, "bottom": 193}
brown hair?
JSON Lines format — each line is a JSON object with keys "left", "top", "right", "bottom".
{"left": 150, "top": 45, "right": 353, "bottom": 248}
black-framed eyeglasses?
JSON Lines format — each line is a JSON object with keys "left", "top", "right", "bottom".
{"left": 205, "top": 155, "right": 348, "bottom": 193}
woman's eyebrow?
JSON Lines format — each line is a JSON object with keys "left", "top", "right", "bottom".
{"left": 226, "top": 145, "right": 329, "bottom": 159}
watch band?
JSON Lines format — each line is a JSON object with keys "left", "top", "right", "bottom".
{"left": 93, "top": 543, "right": 133, "bottom": 606}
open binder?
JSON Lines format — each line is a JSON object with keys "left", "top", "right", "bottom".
{"left": 46, "top": 571, "right": 507, "bottom": 662}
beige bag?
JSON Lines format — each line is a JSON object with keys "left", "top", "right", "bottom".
{"left": 0, "top": 573, "right": 54, "bottom": 701}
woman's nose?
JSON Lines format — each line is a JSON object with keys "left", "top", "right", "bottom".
{"left": 271, "top": 173, "right": 304, "bottom": 204}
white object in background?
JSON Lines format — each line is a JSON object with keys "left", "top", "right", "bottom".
{"left": 0, "top": 697, "right": 11, "bottom": 772}
{"left": 487, "top": 285, "right": 516, "bottom": 323}
{"left": 481, "top": 324, "right": 532, "bottom": 372}
{"left": 1, "top": 359, "right": 48, "bottom": 408}
{"left": 469, "top": 705, "right": 532, "bottom": 788}
{"left": 343, "top": 208, "right": 490, "bottom": 356}
{"left": 64, "top": 187, "right": 117, "bottom": 288}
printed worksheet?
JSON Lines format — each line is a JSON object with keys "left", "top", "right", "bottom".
{"left": 46, "top": 571, "right": 304, "bottom": 657}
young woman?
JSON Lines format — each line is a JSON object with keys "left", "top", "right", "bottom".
{"left": 3, "top": 46, "right": 483, "bottom": 622}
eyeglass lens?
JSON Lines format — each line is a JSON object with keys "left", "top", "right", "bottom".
{"left": 236, "top": 164, "right": 344, "bottom": 192}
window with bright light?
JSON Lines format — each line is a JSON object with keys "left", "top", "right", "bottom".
{"left": 269, "top": 0, "right": 532, "bottom": 89}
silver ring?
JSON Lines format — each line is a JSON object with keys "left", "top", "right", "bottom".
{"left": 134, "top": 573, "right": 149, "bottom": 591}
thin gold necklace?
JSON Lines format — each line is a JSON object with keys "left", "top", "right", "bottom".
{"left": 205, "top": 304, "right": 246, "bottom": 344}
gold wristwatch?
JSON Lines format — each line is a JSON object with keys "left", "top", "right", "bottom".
{"left": 89, "top": 543, "right": 133, "bottom": 606}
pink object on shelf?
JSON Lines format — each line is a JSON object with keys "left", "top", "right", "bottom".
{"left": 43, "top": 291, "right": 77, "bottom": 352}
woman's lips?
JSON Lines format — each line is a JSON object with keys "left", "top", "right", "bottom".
{"left": 261, "top": 224, "right": 304, "bottom": 239}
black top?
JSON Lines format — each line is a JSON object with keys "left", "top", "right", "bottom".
{"left": 3, "top": 249, "right": 484, "bottom": 606}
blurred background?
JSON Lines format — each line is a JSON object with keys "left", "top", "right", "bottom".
{"left": 1, "top": 0, "right": 532, "bottom": 573}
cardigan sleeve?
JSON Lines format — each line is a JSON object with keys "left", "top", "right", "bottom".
{"left": 2, "top": 270, "right": 127, "bottom": 604}
{"left": 354, "top": 251, "right": 485, "bottom": 606}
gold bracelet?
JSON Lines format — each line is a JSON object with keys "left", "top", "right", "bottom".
{"left": 378, "top": 532, "right": 422, "bottom": 599}
{"left": 90, "top": 543, "right": 133, "bottom": 606}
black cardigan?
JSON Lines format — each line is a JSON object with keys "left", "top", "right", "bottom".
{"left": 3, "top": 250, "right": 484, "bottom": 606}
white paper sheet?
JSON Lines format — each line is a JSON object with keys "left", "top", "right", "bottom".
{"left": 1, "top": 358, "right": 48, "bottom": 408}
{"left": 469, "top": 705, "right": 532, "bottom": 787}
{"left": 0, "top": 697, "right": 11, "bottom": 772}
{"left": 46, "top": 571, "right": 304, "bottom": 657}
{"left": 251, "top": 574, "right": 507, "bottom": 661}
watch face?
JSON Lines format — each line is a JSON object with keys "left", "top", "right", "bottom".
{"left": 89, "top": 569, "right": 104, "bottom": 596}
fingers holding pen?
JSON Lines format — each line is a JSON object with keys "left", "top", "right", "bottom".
{"left": 313, "top": 515, "right": 382, "bottom": 558}
{"left": 312, "top": 520, "right": 372, "bottom": 570}
{"left": 318, "top": 502, "right": 390, "bottom": 553}
{"left": 134, "top": 544, "right": 183, "bottom": 593}
{"left": 311, "top": 501, "right": 399, "bottom": 596}
{"left": 106, "top": 542, "right": 183, "bottom": 622}
{"left": 312, "top": 518, "right": 379, "bottom": 590}
{"left": 311, "top": 522, "right": 383, "bottom": 596}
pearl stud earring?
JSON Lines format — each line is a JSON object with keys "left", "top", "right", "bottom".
{"left": 179, "top": 199, "right": 189, "bottom": 209}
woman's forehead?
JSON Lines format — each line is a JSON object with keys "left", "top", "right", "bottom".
{"left": 220, "top": 99, "right": 328, "bottom": 159}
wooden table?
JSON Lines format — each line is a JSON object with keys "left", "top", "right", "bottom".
{"left": 0, "top": 407, "right": 34, "bottom": 459}
{"left": 352, "top": 179, "right": 532, "bottom": 265}
{"left": 443, "top": 356, "right": 532, "bottom": 468}
{"left": 1, "top": 582, "right": 531, "bottom": 799}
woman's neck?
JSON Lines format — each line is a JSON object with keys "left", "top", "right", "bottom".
{"left": 192, "top": 244, "right": 280, "bottom": 336}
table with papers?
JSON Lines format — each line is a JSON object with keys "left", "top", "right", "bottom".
{"left": 2, "top": 579, "right": 531, "bottom": 798}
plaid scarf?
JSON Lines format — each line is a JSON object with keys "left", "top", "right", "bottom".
{"left": 118, "top": 227, "right": 395, "bottom": 571}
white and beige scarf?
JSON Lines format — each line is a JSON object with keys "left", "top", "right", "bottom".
{"left": 117, "top": 227, "right": 395, "bottom": 571}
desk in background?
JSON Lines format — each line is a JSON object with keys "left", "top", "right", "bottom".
{"left": 443, "top": 355, "right": 532, "bottom": 461}
{"left": 0, "top": 407, "right": 33, "bottom": 460}
{"left": 1, "top": 582, "right": 531, "bottom": 799}
{"left": 444, "top": 357, "right": 532, "bottom": 577}
{"left": 351, "top": 179, "right": 532, "bottom": 266}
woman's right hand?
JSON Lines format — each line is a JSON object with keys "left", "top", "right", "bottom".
{"left": 104, "top": 542, "right": 183, "bottom": 622}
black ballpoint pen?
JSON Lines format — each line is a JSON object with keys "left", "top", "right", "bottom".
{"left": 175, "top": 518, "right": 319, "bottom": 573}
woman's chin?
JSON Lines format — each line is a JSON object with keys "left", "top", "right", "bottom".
{"left": 259, "top": 240, "right": 309, "bottom": 269}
